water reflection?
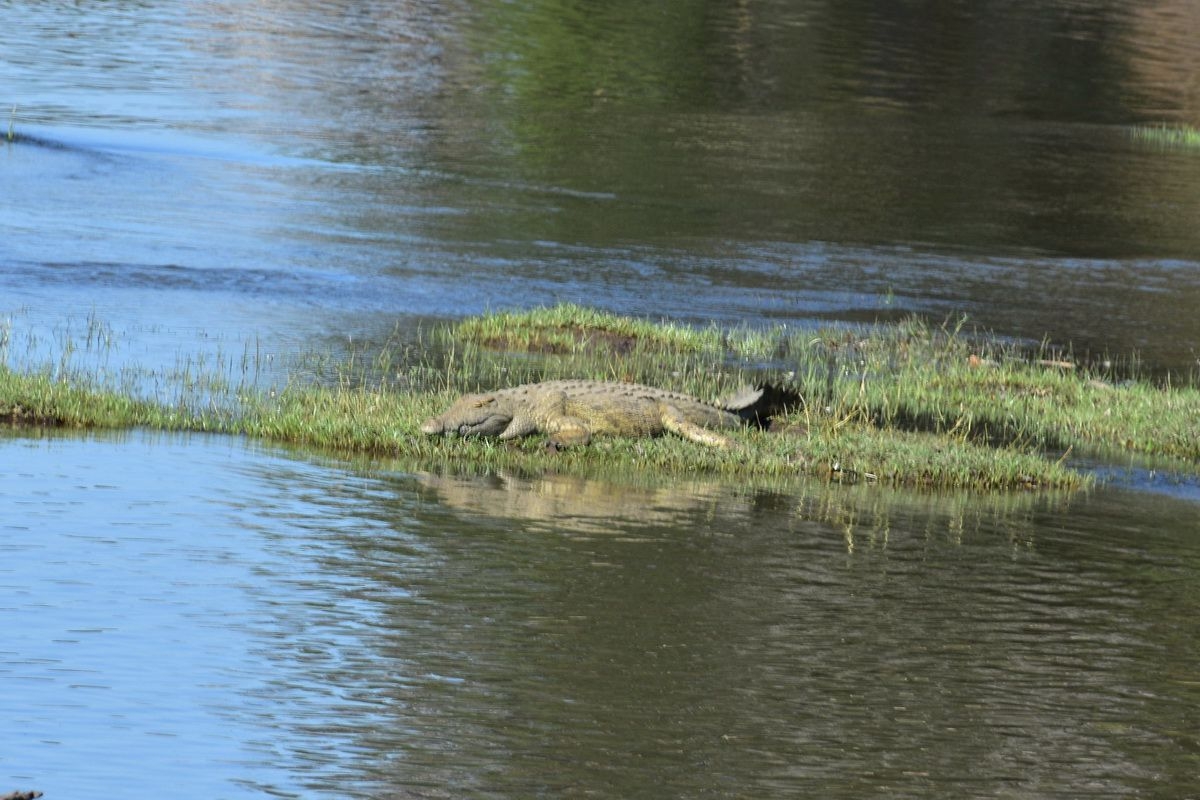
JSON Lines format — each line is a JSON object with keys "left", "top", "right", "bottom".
{"left": 3, "top": 431, "right": 1199, "bottom": 797}
{"left": 268, "top": 456, "right": 1196, "bottom": 795}
{"left": 272, "top": 459, "right": 1200, "bottom": 798}
{"left": 412, "top": 463, "right": 1064, "bottom": 546}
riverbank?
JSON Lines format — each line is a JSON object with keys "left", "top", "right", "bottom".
{"left": 4, "top": 305, "right": 1198, "bottom": 491}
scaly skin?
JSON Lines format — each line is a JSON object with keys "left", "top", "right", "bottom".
{"left": 420, "top": 379, "right": 765, "bottom": 448}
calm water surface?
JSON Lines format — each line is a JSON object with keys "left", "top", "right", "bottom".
{"left": 3, "top": 1, "right": 1200, "bottom": 797}
{"left": 4, "top": 1, "right": 1200, "bottom": 367}
{"left": 4, "top": 430, "right": 1200, "bottom": 799}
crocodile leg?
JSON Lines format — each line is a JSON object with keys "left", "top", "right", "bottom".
{"left": 498, "top": 417, "right": 539, "bottom": 440}
{"left": 660, "top": 404, "right": 736, "bottom": 448}
{"left": 541, "top": 415, "right": 593, "bottom": 446}
{"left": 497, "top": 390, "right": 593, "bottom": 446}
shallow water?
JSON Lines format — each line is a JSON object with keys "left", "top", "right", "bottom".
{"left": 3, "top": 1, "right": 1200, "bottom": 797}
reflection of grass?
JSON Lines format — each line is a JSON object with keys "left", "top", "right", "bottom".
{"left": 409, "top": 461, "right": 1071, "bottom": 548}
{"left": 4, "top": 305, "right": 1200, "bottom": 491}
{"left": 1131, "top": 123, "right": 1200, "bottom": 150}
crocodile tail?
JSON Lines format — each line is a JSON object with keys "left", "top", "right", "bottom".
{"left": 722, "top": 383, "right": 803, "bottom": 429}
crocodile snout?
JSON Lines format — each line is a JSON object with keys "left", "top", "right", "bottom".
{"left": 420, "top": 416, "right": 446, "bottom": 435}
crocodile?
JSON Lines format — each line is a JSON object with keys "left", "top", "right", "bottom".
{"left": 419, "top": 379, "right": 798, "bottom": 448}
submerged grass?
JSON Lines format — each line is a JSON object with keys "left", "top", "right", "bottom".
{"left": 4, "top": 304, "right": 1198, "bottom": 491}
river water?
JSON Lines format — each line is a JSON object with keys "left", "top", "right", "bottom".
{"left": 3, "top": 1, "right": 1200, "bottom": 797}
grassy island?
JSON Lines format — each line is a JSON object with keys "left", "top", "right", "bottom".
{"left": 4, "top": 305, "right": 1199, "bottom": 491}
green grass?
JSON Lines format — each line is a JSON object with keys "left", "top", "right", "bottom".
{"left": 5, "top": 304, "right": 1199, "bottom": 492}
{"left": 453, "top": 302, "right": 788, "bottom": 361}
{"left": 779, "top": 317, "right": 1200, "bottom": 463}
{"left": 1, "top": 367, "right": 152, "bottom": 427}
{"left": 1130, "top": 123, "right": 1200, "bottom": 150}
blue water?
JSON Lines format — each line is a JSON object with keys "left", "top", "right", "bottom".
{"left": 5, "top": 2, "right": 1200, "bottom": 369}
{"left": 1, "top": 432, "right": 360, "bottom": 796}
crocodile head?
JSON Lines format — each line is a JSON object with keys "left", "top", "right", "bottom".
{"left": 420, "top": 393, "right": 513, "bottom": 438}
